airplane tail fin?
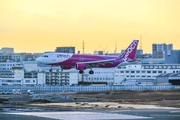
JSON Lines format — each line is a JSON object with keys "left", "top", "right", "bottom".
{"left": 120, "top": 40, "right": 139, "bottom": 59}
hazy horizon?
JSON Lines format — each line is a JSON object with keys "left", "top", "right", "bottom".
{"left": 1, "top": 0, "right": 180, "bottom": 54}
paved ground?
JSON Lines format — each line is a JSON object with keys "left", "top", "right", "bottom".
{"left": 1, "top": 108, "right": 180, "bottom": 120}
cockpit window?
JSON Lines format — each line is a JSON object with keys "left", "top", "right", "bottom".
{"left": 43, "top": 55, "right": 48, "bottom": 57}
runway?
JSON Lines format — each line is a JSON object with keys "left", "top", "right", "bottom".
{"left": 1, "top": 108, "right": 180, "bottom": 120}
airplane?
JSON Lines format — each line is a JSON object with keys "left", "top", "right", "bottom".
{"left": 36, "top": 40, "right": 139, "bottom": 74}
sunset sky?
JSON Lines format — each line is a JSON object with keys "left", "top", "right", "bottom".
{"left": 0, "top": 0, "right": 180, "bottom": 54}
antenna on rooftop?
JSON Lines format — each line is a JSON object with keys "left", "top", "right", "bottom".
{"left": 140, "top": 35, "right": 142, "bottom": 49}
{"left": 114, "top": 40, "right": 117, "bottom": 53}
{"left": 82, "top": 40, "right": 84, "bottom": 54}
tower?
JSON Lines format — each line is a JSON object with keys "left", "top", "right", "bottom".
{"left": 82, "top": 40, "right": 84, "bottom": 54}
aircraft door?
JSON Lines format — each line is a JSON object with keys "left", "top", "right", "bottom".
{"left": 52, "top": 54, "right": 56, "bottom": 61}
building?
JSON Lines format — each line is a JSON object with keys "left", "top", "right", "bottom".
{"left": 156, "top": 73, "right": 180, "bottom": 85}
{"left": 45, "top": 69, "right": 78, "bottom": 86}
{"left": 1, "top": 47, "right": 14, "bottom": 53}
{"left": 23, "top": 61, "right": 38, "bottom": 71}
{"left": 152, "top": 43, "right": 173, "bottom": 59}
{"left": 0, "top": 60, "right": 78, "bottom": 86}
{"left": 94, "top": 51, "right": 104, "bottom": 55}
{"left": 136, "top": 53, "right": 152, "bottom": 59}
{"left": 165, "top": 50, "right": 180, "bottom": 64}
{"left": 79, "top": 68, "right": 115, "bottom": 85}
{"left": 140, "top": 58, "right": 165, "bottom": 64}
{"left": 33, "top": 53, "right": 44, "bottom": 60}
{"left": 55, "top": 47, "right": 75, "bottom": 53}
{"left": 0, "top": 62, "right": 24, "bottom": 71}
{"left": 0, "top": 67, "right": 78, "bottom": 86}
{"left": 0, "top": 67, "right": 36, "bottom": 86}
{"left": 114, "top": 64, "right": 180, "bottom": 85}
{"left": 104, "top": 53, "right": 121, "bottom": 56}
{"left": 20, "top": 53, "right": 44, "bottom": 61}
{"left": 0, "top": 53, "right": 22, "bottom": 62}
{"left": 135, "top": 49, "right": 143, "bottom": 58}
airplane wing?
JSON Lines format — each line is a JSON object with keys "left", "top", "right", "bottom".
{"left": 117, "top": 61, "right": 140, "bottom": 66}
{"left": 77, "top": 57, "right": 123, "bottom": 68}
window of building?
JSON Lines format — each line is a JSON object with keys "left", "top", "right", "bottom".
{"left": 147, "top": 76, "right": 151, "bottom": 77}
{"left": 26, "top": 80, "right": 30, "bottom": 83}
{"left": 136, "top": 71, "right": 140, "bottom": 73}
{"left": 153, "top": 71, "right": 156, "bottom": 73}
{"left": 142, "top": 76, "right": 146, "bottom": 77}
{"left": 7, "top": 80, "right": 12, "bottom": 82}
{"left": 126, "top": 76, "right": 129, "bottom": 77}
{"left": 131, "top": 75, "right": 135, "bottom": 77}
{"left": 147, "top": 71, "right": 151, "bottom": 73}
{"left": 126, "top": 71, "right": 129, "bottom": 73}
{"left": 158, "top": 71, "right": 162, "bottom": 73}
{"left": 33, "top": 80, "right": 35, "bottom": 82}
{"left": 131, "top": 71, "right": 135, "bottom": 73}
{"left": 142, "top": 71, "right": 146, "bottom": 73}
{"left": 120, "top": 71, "right": 124, "bottom": 73}
{"left": 136, "top": 75, "right": 140, "bottom": 77}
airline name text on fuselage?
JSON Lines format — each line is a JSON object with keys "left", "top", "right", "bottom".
{"left": 57, "top": 54, "right": 70, "bottom": 58}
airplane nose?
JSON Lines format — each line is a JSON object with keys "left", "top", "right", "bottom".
{"left": 36, "top": 57, "right": 42, "bottom": 63}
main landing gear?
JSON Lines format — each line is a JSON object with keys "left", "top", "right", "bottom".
{"left": 79, "top": 70, "right": 94, "bottom": 74}
{"left": 89, "top": 70, "right": 94, "bottom": 74}
{"left": 79, "top": 70, "right": 84, "bottom": 74}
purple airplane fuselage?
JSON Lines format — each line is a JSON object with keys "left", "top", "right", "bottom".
{"left": 37, "top": 40, "right": 139, "bottom": 70}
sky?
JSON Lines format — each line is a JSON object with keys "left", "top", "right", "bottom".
{"left": 0, "top": 0, "right": 180, "bottom": 54}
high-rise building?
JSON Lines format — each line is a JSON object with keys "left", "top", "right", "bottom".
{"left": 165, "top": 50, "right": 180, "bottom": 64}
{"left": 135, "top": 49, "right": 143, "bottom": 58}
{"left": 1, "top": 47, "right": 14, "bottom": 53}
{"left": 55, "top": 47, "right": 75, "bottom": 53}
{"left": 152, "top": 43, "right": 173, "bottom": 59}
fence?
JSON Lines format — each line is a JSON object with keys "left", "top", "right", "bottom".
{"left": 0, "top": 85, "right": 180, "bottom": 92}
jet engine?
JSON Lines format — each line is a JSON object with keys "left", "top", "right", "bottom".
{"left": 75, "top": 63, "right": 87, "bottom": 70}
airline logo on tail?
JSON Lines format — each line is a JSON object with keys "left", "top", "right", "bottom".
{"left": 123, "top": 40, "right": 139, "bottom": 62}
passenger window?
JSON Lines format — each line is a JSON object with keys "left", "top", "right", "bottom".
{"left": 43, "top": 55, "right": 48, "bottom": 57}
